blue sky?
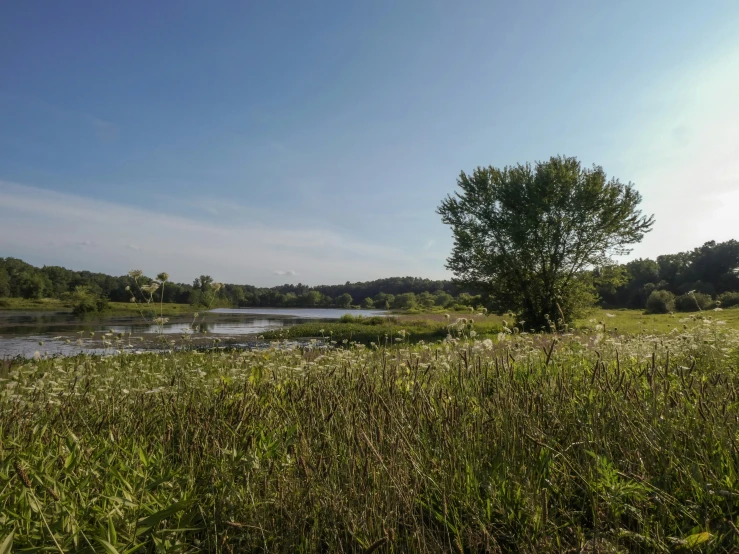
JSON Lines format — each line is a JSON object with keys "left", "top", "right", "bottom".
{"left": 1, "top": 1, "right": 738, "bottom": 285}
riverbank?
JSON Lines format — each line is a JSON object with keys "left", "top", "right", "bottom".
{"left": 0, "top": 297, "right": 199, "bottom": 316}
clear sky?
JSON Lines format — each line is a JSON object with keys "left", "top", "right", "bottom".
{"left": 1, "top": 1, "right": 738, "bottom": 286}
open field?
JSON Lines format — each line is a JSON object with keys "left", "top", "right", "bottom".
{"left": 2, "top": 322, "right": 739, "bottom": 552}
{"left": 576, "top": 308, "right": 739, "bottom": 334}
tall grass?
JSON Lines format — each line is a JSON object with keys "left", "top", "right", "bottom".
{"left": 1, "top": 322, "right": 739, "bottom": 552}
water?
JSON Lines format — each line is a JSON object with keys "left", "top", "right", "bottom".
{"left": 0, "top": 308, "right": 387, "bottom": 358}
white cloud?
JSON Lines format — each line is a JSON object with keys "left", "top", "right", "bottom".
{"left": 0, "top": 180, "right": 449, "bottom": 285}
{"left": 273, "top": 269, "right": 298, "bottom": 276}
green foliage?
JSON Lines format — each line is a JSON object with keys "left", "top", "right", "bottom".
{"left": 3, "top": 326, "right": 739, "bottom": 551}
{"left": 718, "top": 291, "right": 739, "bottom": 308}
{"left": 674, "top": 292, "right": 713, "bottom": 312}
{"left": 336, "top": 292, "right": 353, "bottom": 308}
{"left": 438, "top": 155, "right": 654, "bottom": 327}
{"left": 0, "top": 268, "right": 10, "bottom": 297}
{"left": 433, "top": 290, "right": 453, "bottom": 307}
{"left": 392, "top": 292, "right": 417, "bottom": 310}
{"left": 645, "top": 290, "right": 675, "bottom": 314}
{"left": 71, "top": 286, "right": 109, "bottom": 316}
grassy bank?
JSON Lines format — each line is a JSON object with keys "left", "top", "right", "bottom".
{"left": 263, "top": 308, "right": 739, "bottom": 344}
{"left": 2, "top": 323, "right": 739, "bottom": 552}
{"left": 0, "top": 297, "right": 198, "bottom": 316}
{"left": 263, "top": 315, "right": 501, "bottom": 345}
{"left": 264, "top": 313, "right": 504, "bottom": 344}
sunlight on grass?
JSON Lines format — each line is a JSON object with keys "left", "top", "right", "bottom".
{"left": 2, "top": 321, "right": 739, "bottom": 551}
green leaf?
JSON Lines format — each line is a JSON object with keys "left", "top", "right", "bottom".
{"left": 108, "top": 516, "right": 117, "bottom": 545}
{"left": 137, "top": 447, "right": 148, "bottom": 467}
{"left": 0, "top": 529, "right": 14, "bottom": 554}
{"left": 122, "top": 544, "right": 147, "bottom": 554}
{"left": 683, "top": 532, "right": 712, "bottom": 549}
{"left": 136, "top": 501, "right": 191, "bottom": 535}
{"left": 97, "top": 538, "right": 121, "bottom": 554}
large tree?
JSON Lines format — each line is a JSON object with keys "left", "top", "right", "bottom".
{"left": 437, "top": 156, "right": 654, "bottom": 328}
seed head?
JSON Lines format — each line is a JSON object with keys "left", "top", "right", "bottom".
{"left": 14, "top": 461, "right": 32, "bottom": 488}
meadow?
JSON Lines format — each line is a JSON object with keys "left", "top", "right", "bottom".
{"left": 2, "top": 316, "right": 739, "bottom": 552}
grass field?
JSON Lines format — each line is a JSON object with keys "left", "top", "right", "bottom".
{"left": 2, "top": 320, "right": 739, "bottom": 552}
{"left": 577, "top": 307, "right": 739, "bottom": 334}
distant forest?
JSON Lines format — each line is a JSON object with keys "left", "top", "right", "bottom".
{"left": 1, "top": 239, "right": 738, "bottom": 312}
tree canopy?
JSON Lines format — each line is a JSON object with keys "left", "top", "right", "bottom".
{"left": 438, "top": 155, "right": 654, "bottom": 327}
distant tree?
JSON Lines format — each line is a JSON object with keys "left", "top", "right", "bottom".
{"left": 18, "top": 272, "right": 48, "bottom": 299}
{"left": 645, "top": 290, "right": 675, "bottom": 314}
{"left": 225, "top": 285, "right": 246, "bottom": 307}
{"left": 336, "top": 293, "right": 353, "bottom": 308}
{"left": 434, "top": 290, "right": 453, "bottom": 307}
{"left": 193, "top": 275, "right": 213, "bottom": 292}
{"left": 417, "top": 291, "right": 435, "bottom": 309}
{"left": 620, "top": 259, "right": 662, "bottom": 308}
{"left": 299, "top": 290, "right": 323, "bottom": 307}
{"left": 393, "top": 292, "right": 417, "bottom": 310}
{"left": 362, "top": 297, "right": 375, "bottom": 309}
{"left": 71, "top": 286, "right": 109, "bottom": 315}
{"left": 374, "top": 292, "right": 394, "bottom": 307}
{"left": 685, "top": 240, "right": 739, "bottom": 294}
{"left": 592, "top": 265, "right": 629, "bottom": 306}
{"left": 0, "top": 268, "right": 10, "bottom": 297}
{"left": 439, "top": 156, "right": 654, "bottom": 326}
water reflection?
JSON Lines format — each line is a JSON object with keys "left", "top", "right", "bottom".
{"left": 0, "top": 308, "right": 386, "bottom": 358}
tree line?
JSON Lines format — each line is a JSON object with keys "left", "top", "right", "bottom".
{"left": 1, "top": 238, "right": 737, "bottom": 314}
{"left": 596, "top": 239, "right": 739, "bottom": 312}
{"left": 0, "top": 259, "right": 478, "bottom": 311}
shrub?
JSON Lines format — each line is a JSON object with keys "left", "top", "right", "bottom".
{"left": 645, "top": 290, "right": 675, "bottom": 314}
{"left": 674, "top": 292, "right": 713, "bottom": 312}
{"left": 717, "top": 291, "right": 739, "bottom": 308}
{"left": 71, "top": 286, "right": 109, "bottom": 316}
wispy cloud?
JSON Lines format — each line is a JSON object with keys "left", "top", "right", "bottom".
{"left": 0, "top": 180, "right": 449, "bottom": 285}
{"left": 273, "top": 269, "right": 298, "bottom": 277}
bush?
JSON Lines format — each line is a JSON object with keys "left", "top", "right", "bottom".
{"left": 717, "top": 291, "right": 739, "bottom": 308}
{"left": 645, "top": 290, "right": 675, "bottom": 314}
{"left": 71, "top": 286, "right": 109, "bottom": 316}
{"left": 674, "top": 292, "right": 713, "bottom": 312}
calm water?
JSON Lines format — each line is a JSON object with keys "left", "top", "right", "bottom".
{"left": 0, "top": 308, "right": 387, "bottom": 358}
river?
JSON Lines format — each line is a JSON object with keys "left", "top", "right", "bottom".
{"left": 0, "top": 308, "right": 388, "bottom": 358}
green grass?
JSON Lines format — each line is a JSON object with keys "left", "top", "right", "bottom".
{"left": 106, "top": 301, "right": 199, "bottom": 316}
{"left": 2, "top": 322, "right": 739, "bottom": 552}
{"left": 577, "top": 307, "right": 739, "bottom": 334}
{"left": 263, "top": 313, "right": 505, "bottom": 344}
{"left": 263, "top": 308, "right": 739, "bottom": 345}
{"left": 0, "top": 297, "right": 198, "bottom": 316}
{"left": 0, "top": 297, "right": 74, "bottom": 311}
